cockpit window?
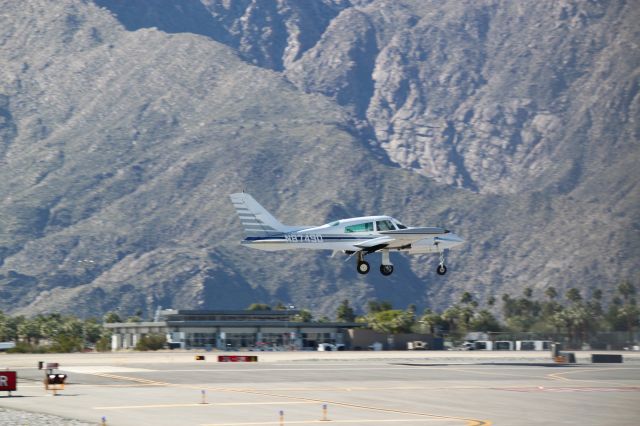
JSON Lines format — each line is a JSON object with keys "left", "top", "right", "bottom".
{"left": 330, "top": 221, "right": 340, "bottom": 226}
{"left": 344, "top": 222, "right": 374, "bottom": 233}
{"left": 395, "top": 222, "right": 407, "bottom": 229}
{"left": 376, "top": 220, "right": 396, "bottom": 231}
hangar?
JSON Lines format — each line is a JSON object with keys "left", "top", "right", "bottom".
{"left": 106, "top": 309, "right": 364, "bottom": 351}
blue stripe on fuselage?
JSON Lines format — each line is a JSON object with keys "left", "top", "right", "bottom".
{"left": 244, "top": 234, "right": 369, "bottom": 242}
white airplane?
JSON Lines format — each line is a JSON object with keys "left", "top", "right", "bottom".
{"left": 229, "top": 192, "right": 464, "bottom": 276}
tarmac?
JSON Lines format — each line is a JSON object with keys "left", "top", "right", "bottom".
{"left": 1, "top": 350, "right": 639, "bottom": 426}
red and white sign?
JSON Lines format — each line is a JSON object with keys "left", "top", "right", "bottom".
{"left": 218, "top": 355, "right": 258, "bottom": 362}
{"left": 0, "top": 371, "right": 17, "bottom": 391}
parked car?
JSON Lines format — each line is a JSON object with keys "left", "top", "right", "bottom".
{"left": 317, "top": 343, "right": 345, "bottom": 351}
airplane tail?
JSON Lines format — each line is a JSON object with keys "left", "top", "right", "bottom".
{"left": 229, "top": 192, "right": 289, "bottom": 237}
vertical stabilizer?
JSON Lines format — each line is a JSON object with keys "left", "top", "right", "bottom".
{"left": 229, "top": 193, "right": 288, "bottom": 237}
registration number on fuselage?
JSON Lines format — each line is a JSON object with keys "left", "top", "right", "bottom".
{"left": 285, "top": 233, "right": 324, "bottom": 243}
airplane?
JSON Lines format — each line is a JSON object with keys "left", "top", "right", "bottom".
{"left": 229, "top": 192, "right": 464, "bottom": 276}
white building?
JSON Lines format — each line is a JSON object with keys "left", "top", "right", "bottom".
{"left": 106, "top": 309, "right": 363, "bottom": 351}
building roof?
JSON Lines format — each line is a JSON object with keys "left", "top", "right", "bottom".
{"left": 104, "top": 309, "right": 366, "bottom": 330}
{"left": 169, "top": 310, "right": 300, "bottom": 316}
{"left": 165, "top": 320, "right": 363, "bottom": 328}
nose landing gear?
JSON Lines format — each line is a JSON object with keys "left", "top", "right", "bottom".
{"left": 380, "top": 249, "right": 393, "bottom": 276}
{"left": 436, "top": 245, "right": 447, "bottom": 275}
{"left": 380, "top": 264, "right": 394, "bottom": 276}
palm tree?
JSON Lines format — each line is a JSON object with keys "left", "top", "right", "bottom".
{"left": 460, "top": 292, "right": 473, "bottom": 304}
{"left": 18, "top": 318, "right": 42, "bottom": 345}
{"left": 544, "top": 287, "right": 558, "bottom": 301}
{"left": 566, "top": 288, "right": 582, "bottom": 304}
{"left": 336, "top": 300, "right": 355, "bottom": 322}
{"left": 592, "top": 289, "right": 603, "bottom": 301}
{"left": 442, "top": 305, "right": 464, "bottom": 337}
{"left": 617, "top": 281, "right": 636, "bottom": 304}
{"left": 103, "top": 311, "right": 122, "bottom": 323}
{"left": 419, "top": 309, "right": 444, "bottom": 335}
{"left": 470, "top": 310, "right": 501, "bottom": 332}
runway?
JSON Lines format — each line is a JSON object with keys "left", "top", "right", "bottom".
{"left": 1, "top": 351, "right": 639, "bottom": 425}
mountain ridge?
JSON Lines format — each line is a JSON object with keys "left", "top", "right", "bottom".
{"left": 0, "top": 0, "right": 638, "bottom": 319}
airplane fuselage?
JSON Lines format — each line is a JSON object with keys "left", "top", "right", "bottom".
{"left": 230, "top": 192, "right": 463, "bottom": 276}
{"left": 241, "top": 215, "right": 464, "bottom": 254}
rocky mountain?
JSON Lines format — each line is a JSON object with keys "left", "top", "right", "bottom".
{"left": 0, "top": 0, "right": 638, "bottom": 319}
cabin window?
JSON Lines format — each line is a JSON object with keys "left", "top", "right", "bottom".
{"left": 376, "top": 220, "right": 396, "bottom": 231}
{"left": 344, "top": 222, "right": 373, "bottom": 233}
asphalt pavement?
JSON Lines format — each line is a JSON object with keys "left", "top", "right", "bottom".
{"left": 1, "top": 351, "right": 638, "bottom": 426}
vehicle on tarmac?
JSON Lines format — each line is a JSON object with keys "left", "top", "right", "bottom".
{"left": 230, "top": 192, "right": 464, "bottom": 276}
{"left": 317, "top": 343, "right": 345, "bottom": 351}
{"left": 459, "top": 340, "right": 552, "bottom": 351}
{"left": 0, "top": 342, "right": 16, "bottom": 351}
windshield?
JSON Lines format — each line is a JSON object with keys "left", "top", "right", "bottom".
{"left": 376, "top": 220, "right": 396, "bottom": 231}
{"left": 394, "top": 220, "right": 407, "bottom": 229}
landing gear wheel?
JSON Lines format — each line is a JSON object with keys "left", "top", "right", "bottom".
{"left": 380, "top": 264, "right": 394, "bottom": 276}
{"left": 357, "top": 261, "right": 370, "bottom": 275}
{"left": 437, "top": 264, "right": 447, "bottom": 275}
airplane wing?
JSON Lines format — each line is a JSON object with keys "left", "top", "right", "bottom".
{"left": 379, "top": 227, "right": 448, "bottom": 243}
{"left": 353, "top": 236, "right": 395, "bottom": 250}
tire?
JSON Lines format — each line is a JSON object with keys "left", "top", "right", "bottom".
{"left": 357, "top": 261, "right": 370, "bottom": 275}
{"left": 437, "top": 264, "right": 447, "bottom": 275}
{"left": 380, "top": 264, "right": 394, "bottom": 276}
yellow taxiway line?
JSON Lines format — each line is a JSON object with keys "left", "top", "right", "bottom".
{"left": 201, "top": 420, "right": 458, "bottom": 425}
{"left": 547, "top": 367, "right": 640, "bottom": 386}
{"left": 95, "top": 401, "right": 315, "bottom": 410}
{"left": 87, "top": 371, "right": 492, "bottom": 426}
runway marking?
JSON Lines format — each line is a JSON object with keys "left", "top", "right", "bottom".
{"left": 138, "top": 367, "right": 408, "bottom": 373}
{"left": 546, "top": 367, "right": 640, "bottom": 386}
{"left": 494, "top": 386, "right": 640, "bottom": 393}
{"left": 16, "top": 382, "right": 488, "bottom": 392}
{"left": 85, "top": 372, "right": 491, "bottom": 426}
{"left": 201, "top": 419, "right": 458, "bottom": 425}
{"left": 95, "top": 401, "right": 315, "bottom": 409}
{"left": 63, "top": 366, "right": 155, "bottom": 374}
{"left": 430, "top": 366, "right": 542, "bottom": 379}
{"left": 94, "top": 373, "right": 170, "bottom": 386}
{"left": 194, "top": 387, "right": 491, "bottom": 426}
{"left": 18, "top": 383, "right": 167, "bottom": 388}
{"left": 206, "top": 385, "right": 489, "bottom": 392}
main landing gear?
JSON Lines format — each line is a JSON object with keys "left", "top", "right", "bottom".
{"left": 356, "top": 252, "right": 370, "bottom": 275}
{"left": 356, "top": 251, "right": 394, "bottom": 276}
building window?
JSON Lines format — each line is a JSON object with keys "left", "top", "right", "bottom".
{"left": 222, "top": 333, "right": 256, "bottom": 349}
{"left": 186, "top": 333, "right": 217, "bottom": 348}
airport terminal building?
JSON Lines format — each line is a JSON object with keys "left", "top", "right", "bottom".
{"left": 106, "top": 309, "right": 364, "bottom": 351}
